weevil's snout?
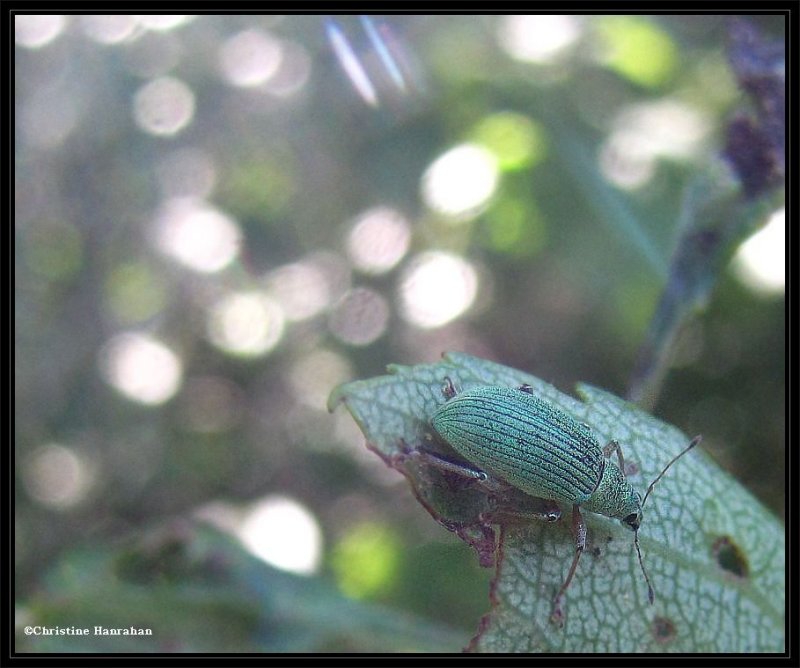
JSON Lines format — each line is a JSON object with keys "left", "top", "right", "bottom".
{"left": 620, "top": 491, "right": 644, "bottom": 531}
{"left": 622, "top": 511, "right": 641, "bottom": 532}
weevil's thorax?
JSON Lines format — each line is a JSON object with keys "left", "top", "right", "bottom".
{"left": 582, "top": 459, "right": 642, "bottom": 526}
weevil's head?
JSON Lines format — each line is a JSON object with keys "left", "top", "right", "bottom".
{"left": 621, "top": 492, "right": 643, "bottom": 532}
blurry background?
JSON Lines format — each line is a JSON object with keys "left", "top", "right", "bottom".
{"left": 15, "top": 14, "right": 784, "bottom": 651}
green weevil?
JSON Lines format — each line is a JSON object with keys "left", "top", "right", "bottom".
{"left": 421, "top": 379, "right": 699, "bottom": 625}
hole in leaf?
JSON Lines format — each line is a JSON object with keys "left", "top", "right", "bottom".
{"left": 712, "top": 535, "right": 749, "bottom": 579}
{"left": 651, "top": 616, "right": 677, "bottom": 644}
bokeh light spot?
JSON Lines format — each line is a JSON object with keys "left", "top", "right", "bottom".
{"left": 329, "top": 287, "right": 390, "bottom": 346}
{"left": 263, "top": 40, "right": 312, "bottom": 97}
{"left": 346, "top": 207, "right": 411, "bottom": 274}
{"left": 80, "top": 15, "right": 139, "bottom": 44}
{"left": 15, "top": 15, "right": 67, "bottom": 49}
{"left": 154, "top": 198, "right": 242, "bottom": 273}
{"left": 136, "top": 15, "right": 194, "bottom": 32}
{"left": 498, "top": 15, "right": 582, "bottom": 64}
{"left": 331, "top": 523, "right": 400, "bottom": 599}
{"left": 399, "top": 252, "right": 478, "bottom": 328}
{"left": 265, "top": 260, "right": 332, "bottom": 321}
{"left": 598, "top": 132, "right": 656, "bottom": 190}
{"left": 471, "top": 112, "right": 547, "bottom": 171}
{"left": 219, "top": 29, "right": 283, "bottom": 88}
{"left": 596, "top": 16, "right": 677, "bottom": 88}
{"left": 237, "top": 497, "right": 322, "bottom": 574}
{"left": 207, "top": 291, "right": 285, "bottom": 357}
{"left": 422, "top": 144, "right": 499, "bottom": 220}
{"left": 618, "top": 100, "right": 710, "bottom": 159}
{"left": 600, "top": 100, "right": 711, "bottom": 189}
{"left": 733, "top": 208, "right": 785, "bottom": 295}
{"left": 23, "top": 444, "right": 95, "bottom": 510}
{"left": 99, "top": 332, "right": 182, "bottom": 405}
{"left": 133, "top": 76, "right": 195, "bottom": 137}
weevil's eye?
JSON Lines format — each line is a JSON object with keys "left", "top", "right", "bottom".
{"left": 622, "top": 513, "right": 640, "bottom": 531}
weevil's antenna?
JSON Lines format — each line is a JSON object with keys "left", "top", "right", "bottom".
{"left": 642, "top": 435, "right": 702, "bottom": 509}
{"left": 634, "top": 530, "right": 655, "bottom": 604}
{"left": 635, "top": 435, "right": 701, "bottom": 605}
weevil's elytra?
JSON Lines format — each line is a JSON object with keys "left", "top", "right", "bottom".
{"left": 430, "top": 386, "right": 605, "bottom": 503}
{"left": 427, "top": 382, "right": 700, "bottom": 625}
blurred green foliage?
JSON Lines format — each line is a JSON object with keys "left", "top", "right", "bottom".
{"left": 15, "top": 14, "right": 784, "bottom": 652}
{"left": 17, "top": 524, "right": 465, "bottom": 652}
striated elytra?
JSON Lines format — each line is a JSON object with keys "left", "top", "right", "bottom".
{"left": 432, "top": 386, "right": 606, "bottom": 506}
{"left": 430, "top": 385, "right": 643, "bottom": 528}
{"left": 427, "top": 381, "right": 699, "bottom": 625}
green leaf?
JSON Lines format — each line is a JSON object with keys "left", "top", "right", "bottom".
{"left": 328, "top": 352, "right": 785, "bottom": 652}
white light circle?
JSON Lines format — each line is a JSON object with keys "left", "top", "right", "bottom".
{"left": 237, "top": 496, "right": 322, "bottom": 575}
{"left": 328, "top": 287, "right": 390, "bottom": 346}
{"left": 80, "top": 15, "right": 138, "bottom": 44}
{"left": 733, "top": 208, "right": 785, "bottom": 294}
{"left": 346, "top": 207, "right": 411, "bottom": 274}
{"left": 154, "top": 198, "right": 241, "bottom": 273}
{"left": 99, "top": 332, "right": 182, "bottom": 405}
{"left": 136, "top": 15, "right": 193, "bottom": 32}
{"left": 207, "top": 292, "right": 285, "bottom": 357}
{"left": 23, "top": 444, "right": 95, "bottom": 509}
{"left": 421, "top": 144, "right": 499, "bottom": 220}
{"left": 15, "top": 15, "right": 67, "bottom": 49}
{"left": 219, "top": 29, "right": 283, "bottom": 88}
{"left": 398, "top": 252, "right": 478, "bottom": 328}
{"left": 133, "top": 76, "right": 195, "bottom": 137}
{"left": 498, "top": 15, "right": 581, "bottom": 63}
{"left": 265, "top": 261, "right": 331, "bottom": 321}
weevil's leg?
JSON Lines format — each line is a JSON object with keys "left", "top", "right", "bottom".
{"left": 481, "top": 498, "right": 561, "bottom": 524}
{"left": 405, "top": 449, "right": 511, "bottom": 494}
{"left": 408, "top": 449, "right": 485, "bottom": 480}
{"left": 550, "top": 504, "right": 586, "bottom": 626}
{"left": 603, "top": 439, "right": 625, "bottom": 473}
{"left": 442, "top": 376, "right": 458, "bottom": 400}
